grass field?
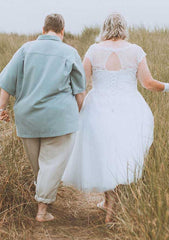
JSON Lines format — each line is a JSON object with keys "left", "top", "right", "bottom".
{"left": 0, "top": 27, "right": 169, "bottom": 240}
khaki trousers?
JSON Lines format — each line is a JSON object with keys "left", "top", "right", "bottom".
{"left": 22, "top": 133, "right": 75, "bottom": 204}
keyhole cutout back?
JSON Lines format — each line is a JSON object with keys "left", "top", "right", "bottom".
{"left": 105, "top": 52, "right": 121, "bottom": 71}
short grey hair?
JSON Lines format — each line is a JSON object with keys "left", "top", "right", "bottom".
{"left": 99, "top": 13, "right": 128, "bottom": 41}
{"left": 43, "top": 14, "right": 65, "bottom": 33}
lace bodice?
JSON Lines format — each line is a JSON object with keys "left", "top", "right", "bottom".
{"left": 85, "top": 43, "right": 146, "bottom": 94}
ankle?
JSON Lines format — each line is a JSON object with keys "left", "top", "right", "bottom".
{"left": 37, "top": 202, "right": 48, "bottom": 214}
{"left": 105, "top": 215, "right": 112, "bottom": 223}
{"left": 104, "top": 202, "right": 107, "bottom": 208}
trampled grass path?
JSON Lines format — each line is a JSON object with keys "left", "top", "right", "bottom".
{"left": 32, "top": 187, "right": 112, "bottom": 240}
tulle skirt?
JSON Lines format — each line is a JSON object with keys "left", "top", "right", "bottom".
{"left": 62, "top": 89, "right": 154, "bottom": 192}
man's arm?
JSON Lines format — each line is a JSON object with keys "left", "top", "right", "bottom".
{"left": 0, "top": 47, "right": 24, "bottom": 96}
{"left": 0, "top": 89, "right": 10, "bottom": 122}
{"left": 0, "top": 47, "right": 24, "bottom": 121}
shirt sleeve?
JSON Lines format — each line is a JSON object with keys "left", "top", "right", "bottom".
{"left": 70, "top": 50, "right": 86, "bottom": 95}
{"left": 137, "top": 46, "right": 146, "bottom": 64}
{"left": 0, "top": 47, "right": 24, "bottom": 96}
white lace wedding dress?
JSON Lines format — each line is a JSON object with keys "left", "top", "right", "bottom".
{"left": 62, "top": 43, "right": 154, "bottom": 192}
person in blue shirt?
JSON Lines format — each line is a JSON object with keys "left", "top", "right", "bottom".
{"left": 0, "top": 13, "right": 86, "bottom": 222}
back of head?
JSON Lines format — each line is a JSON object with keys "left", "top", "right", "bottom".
{"left": 99, "top": 13, "right": 128, "bottom": 41}
{"left": 43, "top": 14, "right": 65, "bottom": 34}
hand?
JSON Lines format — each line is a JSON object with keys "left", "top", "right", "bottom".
{"left": 0, "top": 110, "right": 10, "bottom": 122}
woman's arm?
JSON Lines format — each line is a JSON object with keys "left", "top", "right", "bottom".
{"left": 75, "top": 57, "right": 93, "bottom": 112}
{"left": 0, "top": 89, "right": 10, "bottom": 122}
{"left": 137, "top": 57, "right": 166, "bottom": 92}
{"left": 75, "top": 92, "right": 85, "bottom": 111}
{"left": 83, "top": 57, "right": 92, "bottom": 88}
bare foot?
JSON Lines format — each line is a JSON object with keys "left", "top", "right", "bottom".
{"left": 36, "top": 202, "right": 54, "bottom": 222}
{"left": 104, "top": 191, "right": 115, "bottom": 223}
{"left": 105, "top": 214, "right": 112, "bottom": 224}
{"left": 36, "top": 212, "right": 55, "bottom": 222}
{"left": 105, "top": 204, "right": 114, "bottom": 223}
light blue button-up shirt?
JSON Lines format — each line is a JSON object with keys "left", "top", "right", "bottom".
{"left": 0, "top": 35, "right": 86, "bottom": 138}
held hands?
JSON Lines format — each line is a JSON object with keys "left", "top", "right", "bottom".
{"left": 0, "top": 110, "right": 10, "bottom": 122}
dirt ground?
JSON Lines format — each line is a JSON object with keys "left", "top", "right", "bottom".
{"left": 31, "top": 186, "right": 113, "bottom": 240}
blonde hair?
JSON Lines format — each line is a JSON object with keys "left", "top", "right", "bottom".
{"left": 99, "top": 13, "right": 128, "bottom": 41}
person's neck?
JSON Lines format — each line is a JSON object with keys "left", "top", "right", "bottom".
{"left": 44, "top": 31, "right": 63, "bottom": 41}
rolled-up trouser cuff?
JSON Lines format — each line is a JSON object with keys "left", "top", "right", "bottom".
{"left": 35, "top": 134, "right": 75, "bottom": 205}
{"left": 35, "top": 195, "right": 56, "bottom": 204}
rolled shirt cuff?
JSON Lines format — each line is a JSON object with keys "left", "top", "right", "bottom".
{"left": 0, "top": 84, "right": 15, "bottom": 96}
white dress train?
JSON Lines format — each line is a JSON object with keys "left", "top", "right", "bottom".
{"left": 62, "top": 43, "right": 154, "bottom": 192}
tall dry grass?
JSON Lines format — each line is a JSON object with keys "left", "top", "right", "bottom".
{"left": 0, "top": 28, "right": 169, "bottom": 239}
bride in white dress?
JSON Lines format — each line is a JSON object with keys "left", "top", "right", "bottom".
{"left": 62, "top": 13, "right": 169, "bottom": 223}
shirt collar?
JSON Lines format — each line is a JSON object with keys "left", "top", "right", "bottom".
{"left": 37, "top": 35, "right": 62, "bottom": 41}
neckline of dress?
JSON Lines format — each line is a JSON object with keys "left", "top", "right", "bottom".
{"left": 94, "top": 43, "right": 134, "bottom": 51}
